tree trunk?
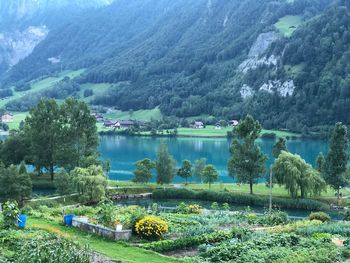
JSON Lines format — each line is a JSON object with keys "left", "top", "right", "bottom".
{"left": 50, "top": 165, "right": 54, "bottom": 181}
{"left": 249, "top": 179, "right": 253, "bottom": 195}
{"left": 209, "top": 182, "right": 211, "bottom": 190}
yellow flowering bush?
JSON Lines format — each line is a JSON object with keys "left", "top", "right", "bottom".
{"left": 135, "top": 216, "right": 168, "bottom": 240}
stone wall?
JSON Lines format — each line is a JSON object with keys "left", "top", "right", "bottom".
{"left": 72, "top": 217, "right": 132, "bottom": 241}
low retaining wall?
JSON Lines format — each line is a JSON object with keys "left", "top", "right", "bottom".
{"left": 72, "top": 217, "right": 132, "bottom": 241}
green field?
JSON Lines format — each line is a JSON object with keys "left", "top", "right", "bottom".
{"left": 275, "top": 15, "right": 303, "bottom": 37}
{"left": 141, "top": 125, "right": 300, "bottom": 138}
{"left": 104, "top": 107, "right": 162, "bottom": 121}
{"left": 79, "top": 83, "right": 113, "bottom": 103}
{"left": 0, "top": 69, "right": 86, "bottom": 108}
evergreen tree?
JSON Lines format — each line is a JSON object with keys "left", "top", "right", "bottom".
{"left": 133, "top": 158, "right": 155, "bottom": 183}
{"left": 202, "top": 164, "right": 219, "bottom": 189}
{"left": 177, "top": 160, "right": 192, "bottom": 185}
{"left": 228, "top": 115, "right": 267, "bottom": 194}
{"left": 324, "top": 123, "right": 349, "bottom": 195}
{"left": 316, "top": 152, "right": 325, "bottom": 173}
{"left": 156, "top": 143, "right": 176, "bottom": 184}
{"left": 272, "top": 137, "right": 288, "bottom": 158}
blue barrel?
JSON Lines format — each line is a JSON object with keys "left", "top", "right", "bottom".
{"left": 64, "top": 214, "right": 75, "bottom": 226}
{"left": 18, "top": 214, "right": 26, "bottom": 228}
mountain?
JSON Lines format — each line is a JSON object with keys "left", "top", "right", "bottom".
{"left": 0, "top": 0, "right": 113, "bottom": 74}
{"left": 2, "top": 0, "right": 350, "bottom": 132}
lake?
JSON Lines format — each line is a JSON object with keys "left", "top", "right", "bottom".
{"left": 100, "top": 135, "right": 329, "bottom": 183}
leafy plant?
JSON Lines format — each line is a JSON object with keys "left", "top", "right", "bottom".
{"left": 309, "top": 212, "right": 331, "bottom": 222}
{"left": 175, "top": 202, "right": 202, "bottom": 214}
{"left": 1, "top": 201, "right": 20, "bottom": 229}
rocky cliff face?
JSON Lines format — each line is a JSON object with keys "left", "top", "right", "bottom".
{"left": 0, "top": 26, "right": 48, "bottom": 68}
{"left": 0, "top": 0, "right": 113, "bottom": 72}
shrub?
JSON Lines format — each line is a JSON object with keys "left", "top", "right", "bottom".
{"left": 175, "top": 202, "right": 202, "bottom": 214}
{"left": 309, "top": 212, "right": 331, "bottom": 222}
{"left": 135, "top": 216, "right": 168, "bottom": 240}
{"left": 259, "top": 210, "right": 288, "bottom": 226}
{"left": 311, "top": 233, "right": 332, "bottom": 242}
{"left": 2, "top": 201, "right": 20, "bottom": 229}
{"left": 153, "top": 188, "right": 329, "bottom": 211}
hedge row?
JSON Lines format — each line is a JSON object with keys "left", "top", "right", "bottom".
{"left": 152, "top": 188, "right": 329, "bottom": 211}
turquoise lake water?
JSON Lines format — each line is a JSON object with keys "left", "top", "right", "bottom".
{"left": 99, "top": 136, "right": 329, "bottom": 183}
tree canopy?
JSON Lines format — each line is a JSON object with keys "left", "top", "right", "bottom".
{"left": 228, "top": 115, "right": 267, "bottom": 194}
{"left": 272, "top": 151, "right": 326, "bottom": 198}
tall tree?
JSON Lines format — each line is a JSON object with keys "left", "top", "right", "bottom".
{"left": 272, "top": 137, "right": 288, "bottom": 158}
{"left": 202, "top": 164, "right": 219, "bottom": 189}
{"left": 228, "top": 115, "right": 267, "bottom": 194}
{"left": 194, "top": 158, "right": 206, "bottom": 183}
{"left": 316, "top": 152, "right": 325, "bottom": 173}
{"left": 177, "top": 160, "right": 192, "bottom": 185}
{"left": 324, "top": 123, "right": 349, "bottom": 195}
{"left": 272, "top": 151, "right": 326, "bottom": 198}
{"left": 24, "top": 99, "right": 60, "bottom": 180}
{"left": 156, "top": 142, "right": 176, "bottom": 184}
{"left": 133, "top": 158, "right": 155, "bottom": 183}
{"left": 57, "top": 98, "right": 99, "bottom": 170}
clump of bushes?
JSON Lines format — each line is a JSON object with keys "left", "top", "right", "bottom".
{"left": 153, "top": 188, "right": 329, "bottom": 211}
{"left": 260, "top": 210, "right": 288, "bottom": 226}
{"left": 309, "top": 212, "right": 331, "bottom": 222}
{"left": 143, "top": 230, "right": 233, "bottom": 252}
{"left": 135, "top": 216, "right": 168, "bottom": 240}
{"left": 0, "top": 230, "right": 90, "bottom": 263}
{"left": 296, "top": 222, "right": 350, "bottom": 237}
{"left": 175, "top": 202, "right": 202, "bottom": 214}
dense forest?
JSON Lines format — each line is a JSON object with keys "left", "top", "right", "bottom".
{"left": 1, "top": 0, "right": 350, "bottom": 132}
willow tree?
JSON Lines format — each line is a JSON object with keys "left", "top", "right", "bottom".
{"left": 71, "top": 165, "right": 107, "bottom": 204}
{"left": 272, "top": 151, "right": 326, "bottom": 198}
{"left": 228, "top": 115, "right": 267, "bottom": 194}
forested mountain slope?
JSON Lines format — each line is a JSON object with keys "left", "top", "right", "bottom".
{"left": 2, "top": 0, "right": 350, "bottom": 132}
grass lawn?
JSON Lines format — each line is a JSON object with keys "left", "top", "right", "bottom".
{"left": 145, "top": 125, "right": 300, "bottom": 138}
{"left": 275, "top": 15, "right": 303, "bottom": 37}
{"left": 107, "top": 180, "right": 350, "bottom": 201}
{"left": 104, "top": 107, "right": 162, "bottom": 121}
{"left": 28, "top": 218, "right": 182, "bottom": 263}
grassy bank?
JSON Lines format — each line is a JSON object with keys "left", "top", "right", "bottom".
{"left": 28, "top": 218, "right": 182, "bottom": 263}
